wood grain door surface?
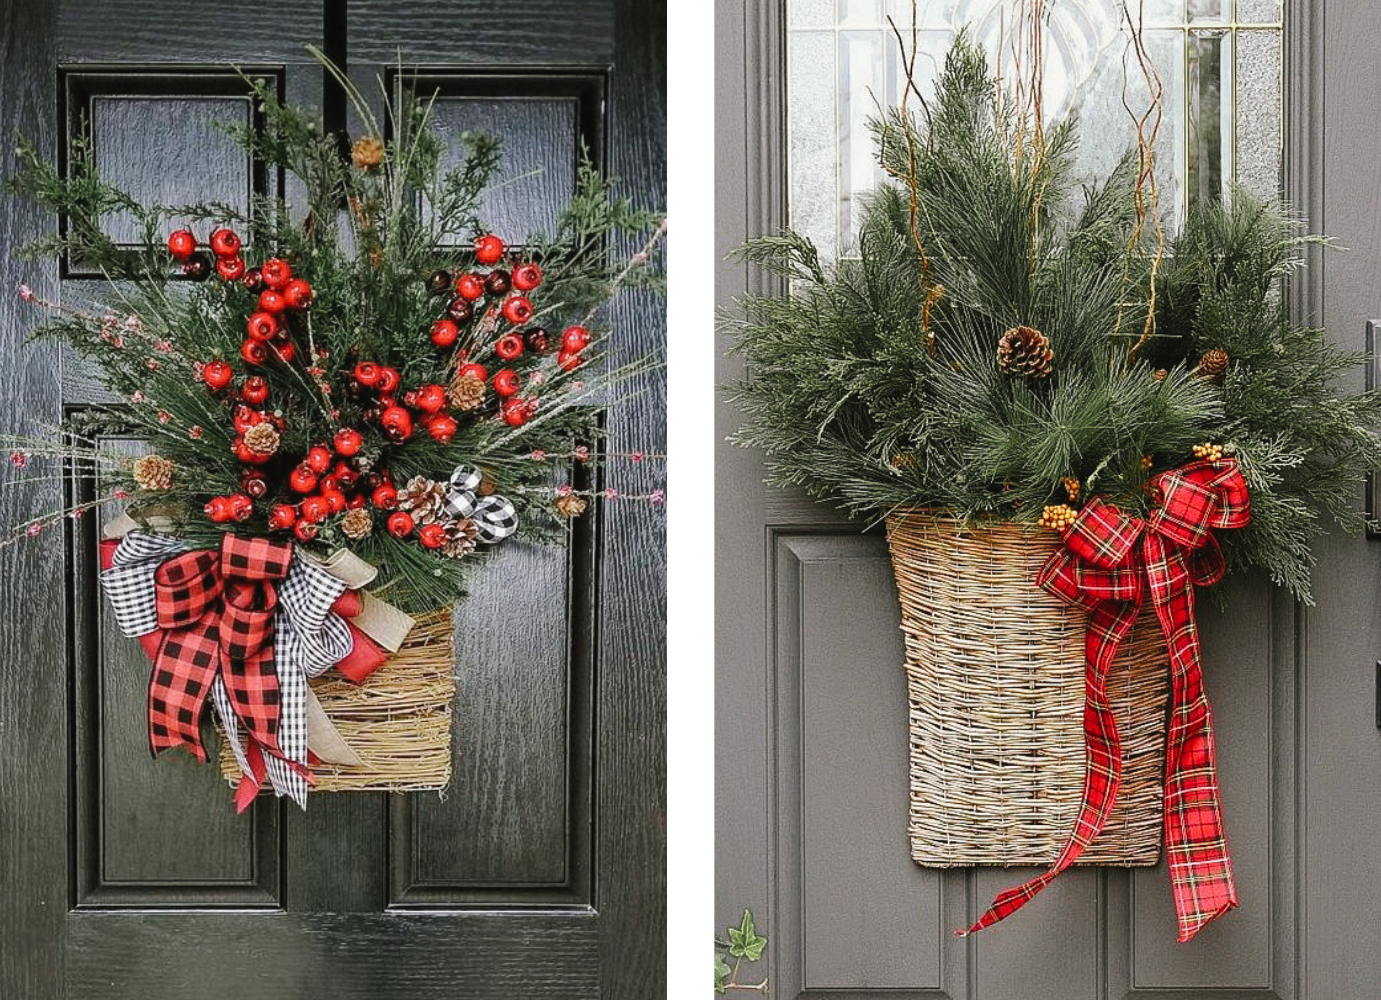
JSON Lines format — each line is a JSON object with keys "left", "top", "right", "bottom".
{"left": 0, "top": 2, "right": 666, "bottom": 998}
{"left": 715, "top": 1, "right": 1381, "bottom": 998}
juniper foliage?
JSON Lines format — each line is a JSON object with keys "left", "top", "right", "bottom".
{"left": 727, "top": 37, "right": 1381, "bottom": 603}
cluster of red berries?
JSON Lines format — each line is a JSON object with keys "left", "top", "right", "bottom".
{"left": 351, "top": 361, "right": 457, "bottom": 443}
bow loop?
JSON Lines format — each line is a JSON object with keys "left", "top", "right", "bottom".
{"left": 153, "top": 550, "right": 223, "bottom": 629}
{"left": 1064, "top": 500, "right": 1141, "bottom": 568}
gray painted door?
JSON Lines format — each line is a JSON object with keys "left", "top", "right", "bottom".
{"left": 715, "top": 2, "right": 1380, "bottom": 997}
{"left": 0, "top": 2, "right": 665, "bottom": 998}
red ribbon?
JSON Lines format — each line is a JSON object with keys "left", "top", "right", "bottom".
{"left": 966, "top": 455, "right": 1248, "bottom": 943}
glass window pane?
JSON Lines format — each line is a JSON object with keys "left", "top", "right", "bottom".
{"left": 787, "top": 0, "right": 1285, "bottom": 257}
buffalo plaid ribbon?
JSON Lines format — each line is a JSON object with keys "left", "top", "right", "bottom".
{"left": 966, "top": 455, "right": 1249, "bottom": 944}
{"left": 149, "top": 534, "right": 294, "bottom": 765}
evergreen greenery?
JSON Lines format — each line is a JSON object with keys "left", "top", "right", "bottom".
{"left": 2, "top": 56, "right": 664, "bottom": 613}
{"left": 727, "top": 36, "right": 1381, "bottom": 603}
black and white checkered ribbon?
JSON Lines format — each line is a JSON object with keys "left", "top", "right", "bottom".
{"left": 100, "top": 530, "right": 354, "bottom": 810}
{"left": 444, "top": 464, "right": 518, "bottom": 544}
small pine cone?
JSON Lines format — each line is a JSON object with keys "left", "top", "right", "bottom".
{"left": 398, "top": 475, "right": 447, "bottom": 524}
{"left": 1193, "top": 442, "right": 1225, "bottom": 462}
{"left": 351, "top": 136, "right": 385, "bottom": 170}
{"left": 1152, "top": 368, "right": 1169, "bottom": 382}
{"left": 555, "top": 494, "right": 588, "bottom": 518}
{"left": 890, "top": 451, "right": 918, "bottom": 470}
{"left": 341, "top": 507, "right": 373, "bottom": 541}
{"left": 242, "top": 421, "right": 280, "bottom": 456}
{"left": 1197, "top": 348, "right": 1230, "bottom": 385}
{"left": 441, "top": 518, "right": 480, "bottom": 559}
{"left": 131, "top": 454, "right": 175, "bottom": 491}
{"left": 448, "top": 372, "right": 487, "bottom": 412}
{"left": 997, "top": 326, "right": 1054, "bottom": 379}
{"left": 1039, "top": 503, "right": 1077, "bottom": 532}
{"left": 1062, "top": 476, "right": 1080, "bottom": 501}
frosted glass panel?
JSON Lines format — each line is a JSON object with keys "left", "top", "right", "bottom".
{"left": 788, "top": 1, "right": 1285, "bottom": 257}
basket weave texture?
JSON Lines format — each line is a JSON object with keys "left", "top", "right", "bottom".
{"left": 886, "top": 513, "right": 1169, "bottom": 867}
{"left": 219, "top": 607, "right": 455, "bottom": 792}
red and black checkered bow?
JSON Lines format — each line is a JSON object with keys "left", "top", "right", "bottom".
{"left": 150, "top": 534, "right": 294, "bottom": 765}
{"left": 967, "top": 455, "right": 1249, "bottom": 944}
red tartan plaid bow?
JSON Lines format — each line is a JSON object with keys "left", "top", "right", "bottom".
{"left": 149, "top": 534, "right": 294, "bottom": 765}
{"left": 967, "top": 455, "right": 1249, "bottom": 944}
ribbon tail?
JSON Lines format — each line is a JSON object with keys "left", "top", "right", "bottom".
{"left": 964, "top": 601, "right": 1139, "bottom": 935}
{"left": 1157, "top": 584, "right": 1238, "bottom": 942}
{"left": 234, "top": 740, "right": 268, "bottom": 814}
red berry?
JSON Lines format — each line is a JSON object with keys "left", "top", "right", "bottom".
{"left": 268, "top": 504, "right": 298, "bottom": 530}
{"left": 241, "top": 339, "right": 269, "bottom": 366}
{"left": 233, "top": 438, "right": 271, "bottom": 465}
{"left": 455, "top": 273, "right": 485, "bottom": 300}
{"left": 511, "top": 262, "right": 542, "bottom": 291}
{"left": 246, "top": 311, "right": 278, "bottom": 341}
{"left": 209, "top": 228, "right": 242, "bottom": 258}
{"left": 562, "top": 325, "right": 591, "bottom": 352}
{"left": 502, "top": 397, "right": 530, "bottom": 426}
{"left": 495, "top": 333, "right": 525, "bottom": 360}
{"left": 232, "top": 405, "right": 261, "bottom": 434}
{"left": 299, "top": 495, "right": 329, "bottom": 523}
{"left": 242, "top": 267, "right": 266, "bottom": 294}
{"left": 229, "top": 494, "right": 254, "bottom": 521}
{"left": 502, "top": 295, "right": 533, "bottom": 325}
{"left": 204, "top": 497, "right": 234, "bottom": 523}
{"left": 376, "top": 367, "right": 401, "bottom": 394}
{"left": 216, "top": 256, "right": 246, "bottom": 281}
{"left": 426, "top": 414, "right": 458, "bottom": 442}
{"left": 347, "top": 494, "right": 368, "bottom": 509}
{"left": 305, "top": 446, "right": 333, "bottom": 474}
{"left": 320, "top": 488, "right": 347, "bottom": 514}
{"left": 493, "top": 369, "right": 521, "bottom": 397}
{"left": 413, "top": 384, "right": 447, "bottom": 415}
{"left": 239, "top": 376, "right": 269, "bottom": 405}
{"left": 261, "top": 257, "right": 292, "bottom": 288}
{"left": 167, "top": 229, "right": 197, "bottom": 260}
{"left": 372, "top": 484, "right": 398, "bottom": 509}
{"left": 557, "top": 350, "right": 583, "bottom": 371}
{"left": 289, "top": 465, "right": 319, "bottom": 494}
{"left": 258, "top": 289, "right": 287, "bottom": 314}
{"left": 282, "top": 278, "right": 313, "bottom": 309}
{"left": 319, "top": 475, "right": 340, "bottom": 494}
{"left": 430, "top": 318, "right": 459, "bottom": 347}
{"left": 387, "top": 511, "right": 415, "bottom": 537}
{"left": 458, "top": 362, "right": 488, "bottom": 382}
{"left": 380, "top": 405, "right": 413, "bottom": 442}
{"left": 294, "top": 521, "right": 319, "bottom": 542}
{"left": 474, "top": 234, "right": 505, "bottom": 265}
{"left": 417, "top": 522, "right": 447, "bottom": 549}
{"left": 354, "top": 362, "right": 382, "bottom": 387}
{"left": 202, "top": 360, "right": 234, "bottom": 391}
{"left": 333, "top": 428, "right": 363, "bottom": 456}
{"left": 331, "top": 460, "right": 359, "bottom": 489}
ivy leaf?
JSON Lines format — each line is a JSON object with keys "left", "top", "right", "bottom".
{"left": 713, "top": 950, "right": 731, "bottom": 993}
{"left": 727, "top": 909, "right": 768, "bottom": 961}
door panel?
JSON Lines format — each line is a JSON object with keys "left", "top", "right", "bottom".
{"left": 714, "top": 2, "right": 1341, "bottom": 998}
{"left": 0, "top": 1, "right": 664, "bottom": 996}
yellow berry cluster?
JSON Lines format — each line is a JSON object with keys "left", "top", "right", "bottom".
{"left": 1140, "top": 454, "right": 1154, "bottom": 471}
{"left": 1062, "top": 476, "right": 1080, "bottom": 501}
{"left": 1040, "top": 504, "right": 1077, "bottom": 532}
{"left": 1192, "top": 443, "right": 1224, "bottom": 462}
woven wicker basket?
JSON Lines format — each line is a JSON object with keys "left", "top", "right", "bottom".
{"left": 885, "top": 513, "right": 1169, "bottom": 867}
{"left": 219, "top": 607, "right": 455, "bottom": 793}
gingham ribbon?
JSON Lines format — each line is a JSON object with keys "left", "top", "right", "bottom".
{"left": 444, "top": 464, "right": 519, "bottom": 543}
{"left": 967, "top": 455, "right": 1249, "bottom": 944}
{"left": 101, "top": 531, "right": 355, "bottom": 809}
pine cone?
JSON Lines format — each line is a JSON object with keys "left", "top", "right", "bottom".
{"left": 131, "top": 454, "right": 174, "bottom": 491}
{"left": 448, "top": 372, "right": 486, "bottom": 411}
{"left": 397, "top": 476, "right": 447, "bottom": 525}
{"left": 555, "top": 494, "right": 588, "bottom": 518}
{"left": 351, "top": 136, "right": 385, "bottom": 170}
{"left": 341, "top": 507, "right": 373, "bottom": 541}
{"left": 1197, "top": 348, "right": 1230, "bottom": 385}
{"left": 441, "top": 518, "right": 480, "bottom": 559}
{"left": 997, "top": 326, "right": 1054, "bottom": 379}
{"left": 242, "top": 421, "right": 280, "bottom": 456}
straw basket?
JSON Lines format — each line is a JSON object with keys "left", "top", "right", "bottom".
{"left": 219, "top": 607, "right": 455, "bottom": 792}
{"left": 885, "top": 513, "right": 1169, "bottom": 867}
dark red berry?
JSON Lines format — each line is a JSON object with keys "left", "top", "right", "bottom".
{"left": 447, "top": 297, "right": 474, "bottom": 323}
{"left": 484, "top": 269, "right": 511, "bottom": 296}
